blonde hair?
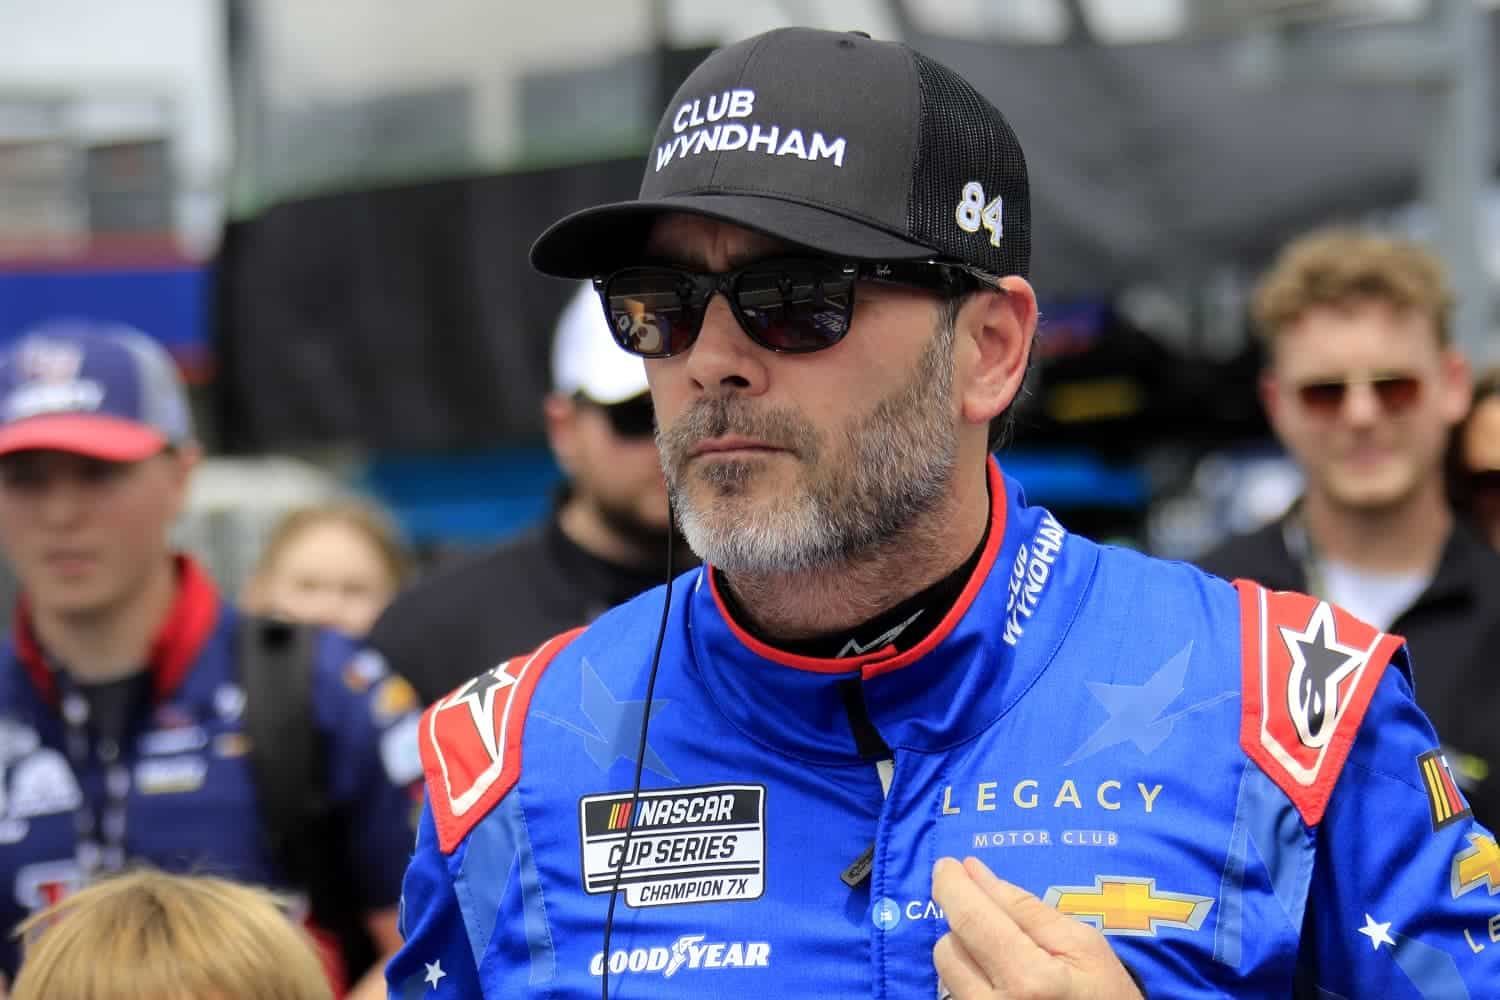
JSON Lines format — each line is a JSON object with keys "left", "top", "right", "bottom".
{"left": 10, "top": 869, "right": 334, "bottom": 1000}
{"left": 254, "top": 498, "right": 412, "bottom": 589}
{"left": 1252, "top": 227, "right": 1454, "bottom": 347}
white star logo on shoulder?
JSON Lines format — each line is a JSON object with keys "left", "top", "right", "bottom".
{"left": 424, "top": 959, "right": 447, "bottom": 988}
{"left": 1279, "top": 602, "right": 1369, "bottom": 750}
{"left": 1358, "top": 913, "right": 1395, "bottom": 951}
{"left": 445, "top": 667, "right": 517, "bottom": 760}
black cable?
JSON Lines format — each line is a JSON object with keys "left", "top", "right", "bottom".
{"left": 600, "top": 506, "right": 675, "bottom": 1000}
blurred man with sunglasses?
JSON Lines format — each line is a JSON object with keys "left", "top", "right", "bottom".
{"left": 368, "top": 283, "right": 688, "bottom": 705}
{"left": 391, "top": 30, "right": 1499, "bottom": 1000}
{"left": 1199, "top": 228, "right": 1500, "bottom": 833}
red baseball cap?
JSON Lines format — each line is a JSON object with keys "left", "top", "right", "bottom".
{"left": 0, "top": 323, "right": 194, "bottom": 462}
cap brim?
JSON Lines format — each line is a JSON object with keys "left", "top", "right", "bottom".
{"left": 531, "top": 194, "right": 938, "bottom": 278}
{"left": 0, "top": 414, "right": 169, "bottom": 462}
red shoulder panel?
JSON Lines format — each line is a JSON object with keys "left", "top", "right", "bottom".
{"left": 420, "top": 628, "right": 585, "bottom": 853}
{"left": 1235, "top": 580, "right": 1404, "bottom": 826}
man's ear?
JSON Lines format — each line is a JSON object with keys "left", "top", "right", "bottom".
{"left": 163, "top": 442, "right": 202, "bottom": 521}
{"left": 958, "top": 276, "right": 1037, "bottom": 432}
{"left": 543, "top": 393, "right": 582, "bottom": 478}
{"left": 1438, "top": 347, "right": 1473, "bottom": 426}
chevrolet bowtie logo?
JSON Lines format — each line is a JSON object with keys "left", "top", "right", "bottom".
{"left": 1452, "top": 833, "right": 1500, "bottom": 898}
{"left": 1043, "top": 876, "right": 1214, "bottom": 936}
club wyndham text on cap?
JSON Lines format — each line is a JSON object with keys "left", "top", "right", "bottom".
{"left": 531, "top": 27, "right": 1030, "bottom": 282}
{"left": 0, "top": 321, "right": 194, "bottom": 462}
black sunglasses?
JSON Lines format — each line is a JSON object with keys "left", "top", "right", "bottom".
{"left": 576, "top": 392, "right": 656, "bottom": 439}
{"left": 593, "top": 256, "right": 995, "bottom": 359}
{"left": 1468, "top": 468, "right": 1500, "bottom": 496}
{"left": 1294, "top": 374, "right": 1423, "bottom": 417}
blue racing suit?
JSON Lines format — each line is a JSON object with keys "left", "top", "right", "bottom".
{"left": 390, "top": 461, "right": 1500, "bottom": 997}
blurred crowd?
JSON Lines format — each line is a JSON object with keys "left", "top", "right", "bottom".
{"left": 0, "top": 277, "right": 693, "bottom": 998}
{"left": 0, "top": 165, "right": 1497, "bottom": 1000}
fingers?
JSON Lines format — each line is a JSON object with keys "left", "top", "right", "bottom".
{"left": 961, "top": 856, "right": 1094, "bottom": 955}
{"left": 932, "top": 856, "right": 1047, "bottom": 985}
{"left": 942, "top": 857, "right": 1143, "bottom": 1000}
{"left": 933, "top": 929, "right": 991, "bottom": 999}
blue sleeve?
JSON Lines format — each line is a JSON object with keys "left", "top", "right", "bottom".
{"left": 313, "top": 634, "right": 424, "bottom": 911}
{"left": 1301, "top": 656, "right": 1500, "bottom": 998}
{"left": 387, "top": 796, "right": 484, "bottom": 999}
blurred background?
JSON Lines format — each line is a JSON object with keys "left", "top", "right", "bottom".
{"left": 2, "top": 0, "right": 1497, "bottom": 599}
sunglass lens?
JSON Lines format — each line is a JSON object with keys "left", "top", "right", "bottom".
{"left": 1297, "top": 381, "right": 1346, "bottom": 414}
{"left": 1372, "top": 375, "right": 1421, "bottom": 412}
{"left": 1470, "top": 469, "right": 1500, "bottom": 496}
{"left": 1296, "top": 376, "right": 1423, "bottom": 415}
{"left": 602, "top": 270, "right": 704, "bottom": 357}
{"left": 734, "top": 263, "right": 854, "bottom": 352}
{"left": 604, "top": 395, "right": 656, "bottom": 438}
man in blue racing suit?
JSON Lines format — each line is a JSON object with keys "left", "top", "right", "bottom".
{"left": 389, "top": 27, "right": 1500, "bottom": 998}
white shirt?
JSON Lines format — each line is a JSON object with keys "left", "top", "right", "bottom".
{"left": 1319, "top": 557, "right": 1431, "bottom": 632}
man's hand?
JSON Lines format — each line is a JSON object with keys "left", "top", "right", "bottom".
{"left": 931, "top": 856, "right": 1143, "bottom": 999}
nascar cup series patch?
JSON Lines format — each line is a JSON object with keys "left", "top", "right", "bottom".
{"left": 579, "top": 783, "right": 766, "bottom": 907}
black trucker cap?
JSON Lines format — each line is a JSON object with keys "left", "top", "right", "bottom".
{"left": 530, "top": 27, "right": 1030, "bottom": 281}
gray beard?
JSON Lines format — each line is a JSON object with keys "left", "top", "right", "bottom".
{"left": 657, "top": 322, "right": 959, "bottom": 575}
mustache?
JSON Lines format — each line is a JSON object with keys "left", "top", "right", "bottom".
{"left": 658, "top": 397, "right": 816, "bottom": 460}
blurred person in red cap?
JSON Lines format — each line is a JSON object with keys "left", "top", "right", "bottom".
{"left": 1197, "top": 229, "right": 1500, "bottom": 833}
{"left": 368, "top": 282, "right": 690, "bottom": 705}
{"left": 0, "top": 323, "right": 420, "bottom": 999}
{"left": 1455, "top": 366, "right": 1500, "bottom": 550}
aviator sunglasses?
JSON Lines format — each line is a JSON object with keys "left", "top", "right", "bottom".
{"left": 1293, "top": 373, "right": 1423, "bottom": 417}
{"left": 593, "top": 256, "right": 995, "bottom": 359}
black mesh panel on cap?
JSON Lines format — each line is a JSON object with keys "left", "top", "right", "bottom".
{"left": 907, "top": 53, "right": 1031, "bottom": 279}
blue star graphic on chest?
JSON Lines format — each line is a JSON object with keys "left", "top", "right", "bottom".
{"left": 534, "top": 657, "right": 676, "bottom": 781}
{"left": 1065, "top": 641, "right": 1237, "bottom": 766}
